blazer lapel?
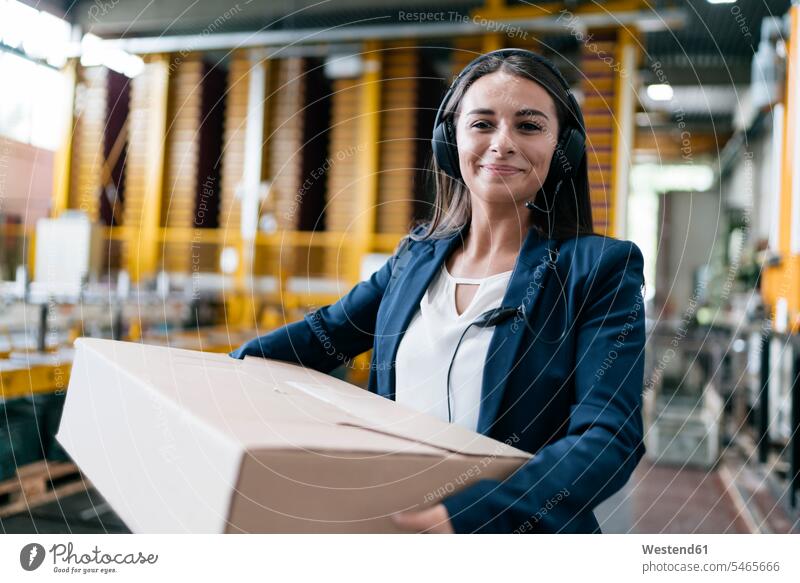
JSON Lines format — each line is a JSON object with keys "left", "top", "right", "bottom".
{"left": 379, "top": 227, "right": 466, "bottom": 400}
{"left": 476, "top": 228, "right": 557, "bottom": 435}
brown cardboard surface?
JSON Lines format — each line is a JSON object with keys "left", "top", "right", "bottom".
{"left": 228, "top": 450, "right": 524, "bottom": 533}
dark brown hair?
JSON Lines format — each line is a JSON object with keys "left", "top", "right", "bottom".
{"left": 414, "top": 52, "right": 594, "bottom": 241}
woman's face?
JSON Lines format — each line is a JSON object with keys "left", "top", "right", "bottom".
{"left": 455, "top": 71, "right": 560, "bottom": 206}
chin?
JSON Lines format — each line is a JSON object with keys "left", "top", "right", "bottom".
{"left": 470, "top": 187, "right": 533, "bottom": 207}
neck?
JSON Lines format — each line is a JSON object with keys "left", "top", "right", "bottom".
{"left": 463, "top": 199, "right": 531, "bottom": 260}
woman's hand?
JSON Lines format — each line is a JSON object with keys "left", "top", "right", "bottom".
{"left": 391, "top": 504, "right": 454, "bottom": 533}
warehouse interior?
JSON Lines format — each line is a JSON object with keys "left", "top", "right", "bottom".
{"left": 0, "top": 0, "right": 799, "bottom": 534}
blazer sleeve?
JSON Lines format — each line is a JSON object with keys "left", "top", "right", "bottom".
{"left": 441, "top": 240, "right": 647, "bottom": 533}
{"left": 227, "top": 243, "right": 405, "bottom": 373}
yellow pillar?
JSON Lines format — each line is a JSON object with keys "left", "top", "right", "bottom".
{"left": 579, "top": 30, "right": 618, "bottom": 236}
{"left": 51, "top": 59, "right": 77, "bottom": 218}
{"left": 762, "top": 3, "right": 800, "bottom": 333}
{"left": 26, "top": 229, "right": 36, "bottom": 281}
{"left": 482, "top": 33, "right": 504, "bottom": 53}
{"left": 128, "top": 55, "right": 170, "bottom": 284}
{"left": 353, "top": 40, "right": 382, "bottom": 282}
{"left": 610, "top": 28, "right": 639, "bottom": 239}
{"left": 233, "top": 50, "right": 270, "bottom": 327}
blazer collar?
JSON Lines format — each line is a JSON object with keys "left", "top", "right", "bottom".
{"left": 477, "top": 229, "right": 557, "bottom": 434}
{"left": 378, "top": 225, "right": 467, "bottom": 401}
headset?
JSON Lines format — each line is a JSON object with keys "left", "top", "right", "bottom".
{"left": 433, "top": 49, "right": 583, "bottom": 423}
{"left": 431, "top": 48, "right": 586, "bottom": 211}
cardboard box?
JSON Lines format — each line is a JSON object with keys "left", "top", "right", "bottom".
{"left": 57, "top": 338, "right": 530, "bottom": 533}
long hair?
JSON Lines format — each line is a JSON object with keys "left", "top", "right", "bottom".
{"left": 414, "top": 51, "right": 594, "bottom": 241}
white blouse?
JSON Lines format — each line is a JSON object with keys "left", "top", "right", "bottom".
{"left": 394, "top": 264, "right": 513, "bottom": 432}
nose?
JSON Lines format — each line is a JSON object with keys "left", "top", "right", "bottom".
{"left": 490, "top": 124, "right": 516, "bottom": 155}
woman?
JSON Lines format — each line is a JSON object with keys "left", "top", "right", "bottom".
{"left": 230, "top": 49, "right": 646, "bottom": 534}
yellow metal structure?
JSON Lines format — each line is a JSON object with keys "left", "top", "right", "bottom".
{"left": 482, "top": 33, "right": 504, "bottom": 53}
{"left": 26, "top": 228, "right": 36, "bottom": 281}
{"left": 0, "top": 362, "right": 72, "bottom": 400}
{"left": 474, "top": 0, "right": 647, "bottom": 21}
{"left": 230, "top": 53, "right": 271, "bottom": 328}
{"left": 580, "top": 31, "right": 619, "bottom": 236}
{"left": 51, "top": 59, "right": 77, "bottom": 219}
{"left": 48, "top": 47, "right": 414, "bottom": 310}
{"left": 134, "top": 55, "right": 170, "bottom": 283}
{"left": 610, "top": 28, "right": 639, "bottom": 239}
{"left": 762, "top": 3, "right": 800, "bottom": 333}
{"left": 353, "top": 40, "right": 382, "bottom": 283}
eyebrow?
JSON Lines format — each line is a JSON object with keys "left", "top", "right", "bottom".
{"left": 465, "top": 108, "right": 550, "bottom": 120}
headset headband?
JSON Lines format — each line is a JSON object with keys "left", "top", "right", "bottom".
{"left": 434, "top": 49, "right": 584, "bottom": 132}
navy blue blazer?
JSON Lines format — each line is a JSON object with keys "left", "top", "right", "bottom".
{"left": 229, "top": 224, "right": 647, "bottom": 533}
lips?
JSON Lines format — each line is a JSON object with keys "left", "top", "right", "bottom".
{"left": 481, "top": 164, "right": 523, "bottom": 176}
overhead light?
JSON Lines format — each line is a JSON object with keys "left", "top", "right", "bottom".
{"left": 0, "top": 0, "right": 38, "bottom": 51}
{"left": 324, "top": 54, "right": 363, "bottom": 79}
{"left": 706, "top": 0, "right": 736, "bottom": 4}
{"left": 646, "top": 84, "right": 674, "bottom": 101}
{"left": 80, "top": 33, "right": 144, "bottom": 78}
{"left": 0, "top": 0, "right": 71, "bottom": 67}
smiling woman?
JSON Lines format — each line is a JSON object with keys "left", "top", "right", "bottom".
{"left": 424, "top": 49, "right": 594, "bottom": 242}
{"left": 231, "top": 49, "right": 646, "bottom": 535}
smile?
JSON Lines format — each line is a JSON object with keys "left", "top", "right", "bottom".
{"left": 481, "top": 164, "right": 523, "bottom": 176}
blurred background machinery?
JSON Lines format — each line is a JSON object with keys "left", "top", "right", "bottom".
{"left": 0, "top": 0, "right": 799, "bottom": 533}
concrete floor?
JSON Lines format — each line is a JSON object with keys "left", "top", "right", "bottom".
{"left": 596, "top": 447, "right": 799, "bottom": 534}
{"left": 0, "top": 487, "right": 129, "bottom": 534}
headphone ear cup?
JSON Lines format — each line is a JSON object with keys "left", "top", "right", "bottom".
{"left": 432, "top": 118, "right": 461, "bottom": 180}
{"left": 444, "top": 120, "right": 460, "bottom": 178}
{"left": 537, "top": 127, "right": 585, "bottom": 205}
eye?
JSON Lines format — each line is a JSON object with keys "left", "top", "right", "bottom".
{"left": 471, "top": 120, "right": 492, "bottom": 129}
{"left": 520, "top": 121, "right": 543, "bottom": 132}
